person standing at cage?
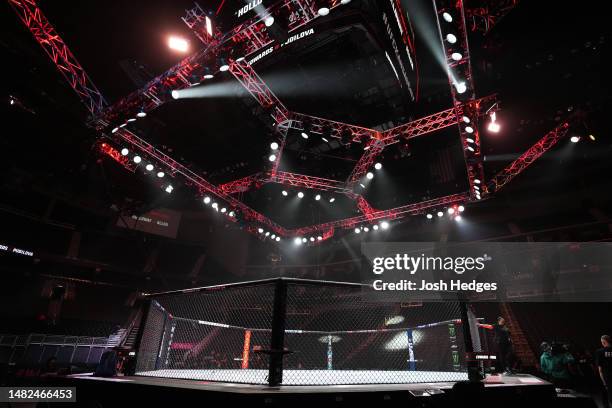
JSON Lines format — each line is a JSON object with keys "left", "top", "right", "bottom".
{"left": 493, "top": 317, "right": 514, "bottom": 374}
{"left": 596, "top": 335, "right": 612, "bottom": 408}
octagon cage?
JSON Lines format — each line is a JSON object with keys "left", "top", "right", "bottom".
{"left": 133, "top": 278, "right": 473, "bottom": 386}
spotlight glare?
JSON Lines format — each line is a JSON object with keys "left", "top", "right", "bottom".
{"left": 455, "top": 215, "right": 462, "bottom": 221}
{"left": 474, "top": 178, "right": 481, "bottom": 184}
{"left": 315, "top": 194, "right": 321, "bottom": 201}
{"left": 317, "top": 236, "right": 322, "bottom": 241}
{"left": 282, "top": 190, "right": 288, "bottom": 196}
{"left": 264, "top": 16, "right": 275, "bottom": 27}
{"left": 133, "top": 155, "right": 142, "bottom": 164}
{"left": 458, "top": 205, "right": 465, "bottom": 212}
{"left": 355, "top": 228, "right": 361, "bottom": 234}
{"left": 374, "top": 162, "right": 382, "bottom": 170}
{"left": 269, "top": 154, "right": 277, "bottom": 162}
{"left": 275, "top": 236, "right": 281, "bottom": 242}
{"left": 302, "top": 238, "right": 307, "bottom": 243}
{"left": 258, "top": 228, "right": 264, "bottom": 234}
{"left": 298, "top": 192, "right": 304, "bottom": 198}
{"left": 448, "top": 207, "right": 455, "bottom": 215}
{"left": 455, "top": 81, "right": 467, "bottom": 94}
{"left": 294, "top": 237, "right": 302, "bottom": 245}
{"left": 157, "top": 171, "right": 165, "bottom": 178}
{"left": 442, "top": 12, "right": 453, "bottom": 22}
{"left": 318, "top": 7, "right": 330, "bottom": 16}
{"left": 120, "top": 148, "right": 129, "bottom": 156}
{"left": 171, "top": 90, "right": 180, "bottom": 99}
{"left": 301, "top": 132, "right": 309, "bottom": 139}
{"left": 373, "top": 225, "right": 379, "bottom": 230}
{"left": 329, "top": 197, "right": 335, "bottom": 203}
{"left": 165, "top": 185, "right": 173, "bottom": 194}
{"left": 366, "top": 172, "right": 374, "bottom": 180}
{"left": 270, "top": 142, "right": 279, "bottom": 150}
{"left": 380, "top": 221, "right": 389, "bottom": 230}
{"left": 466, "top": 137, "right": 475, "bottom": 144}
{"left": 570, "top": 136, "right": 580, "bottom": 143}
{"left": 203, "top": 197, "right": 211, "bottom": 204}
{"left": 265, "top": 231, "right": 270, "bottom": 236}
{"left": 451, "top": 52, "right": 463, "bottom": 61}
{"left": 462, "top": 116, "right": 471, "bottom": 123}
{"left": 221, "top": 207, "right": 227, "bottom": 213}
{"left": 136, "top": 111, "right": 147, "bottom": 118}
{"left": 145, "top": 164, "right": 154, "bottom": 171}
{"left": 467, "top": 146, "right": 475, "bottom": 152}
{"left": 271, "top": 234, "right": 276, "bottom": 239}
{"left": 310, "top": 237, "right": 315, "bottom": 242}
{"left": 363, "top": 227, "right": 369, "bottom": 232}
{"left": 168, "top": 36, "right": 189, "bottom": 52}
{"left": 465, "top": 126, "right": 474, "bottom": 134}
{"left": 212, "top": 202, "right": 218, "bottom": 209}
{"left": 437, "top": 211, "right": 444, "bottom": 217}
{"left": 426, "top": 213, "right": 433, "bottom": 219}
{"left": 488, "top": 122, "right": 501, "bottom": 133}
{"left": 446, "top": 33, "right": 457, "bottom": 43}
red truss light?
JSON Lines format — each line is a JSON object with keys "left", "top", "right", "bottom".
{"left": 9, "top": 0, "right": 572, "bottom": 244}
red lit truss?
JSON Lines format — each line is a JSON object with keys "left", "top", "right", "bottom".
{"left": 10, "top": 0, "right": 573, "bottom": 244}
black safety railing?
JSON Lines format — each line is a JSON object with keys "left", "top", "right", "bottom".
{"left": 133, "top": 278, "right": 477, "bottom": 386}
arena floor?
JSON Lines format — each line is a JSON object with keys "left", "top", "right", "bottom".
{"left": 135, "top": 369, "right": 469, "bottom": 385}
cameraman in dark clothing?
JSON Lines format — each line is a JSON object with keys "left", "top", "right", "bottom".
{"left": 596, "top": 335, "right": 612, "bottom": 408}
{"left": 494, "top": 317, "right": 514, "bottom": 374}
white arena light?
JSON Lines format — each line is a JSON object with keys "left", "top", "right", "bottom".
{"left": 465, "top": 126, "right": 474, "bottom": 133}
{"left": 269, "top": 154, "right": 277, "bottom": 162}
{"left": 318, "top": 7, "right": 330, "bottom": 16}
{"left": 455, "top": 81, "right": 467, "bottom": 94}
{"left": 282, "top": 190, "right": 288, "bottom": 196}
{"left": 221, "top": 207, "right": 227, "bottom": 213}
{"left": 136, "top": 110, "right": 147, "bottom": 118}
{"left": 570, "top": 136, "right": 580, "bottom": 143}
{"left": 446, "top": 33, "right": 457, "bottom": 44}
{"left": 366, "top": 172, "right": 374, "bottom": 180}
{"left": 341, "top": 0, "right": 351, "bottom": 4}
{"left": 212, "top": 202, "right": 218, "bottom": 210}
{"left": 373, "top": 225, "right": 379, "bottom": 230}
{"left": 301, "top": 132, "right": 309, "bottom": 139}
{"left": 455, "top": 215, "right": 462, "bottom": 222}
{"left": 355, "top": 228, "right": 361, "bottom": 234}
{"left": 315, "top": 194, "right": 321, "bottom": 201}
{"left": 310, "top": 237, "right": 315, "bottom": 242}
{"left": 219, "top": 64, "right": 230, "bottom": 72}
{"left": 229, "top": 211, "right": 235, "bottom": 217}
{"left": 133, "top": 155, "right": 142, "bottom": 164}
{"left": 168, "top": 36, "right": 189, "bottom": 52}
{"left": 474, "top": 178, "right": 481, "bottom": 184}
{"left": 112, "top": 127, "right": 119, "bottom": 133}
{"left": 462, "top": 116, "right": 471, "bottom": 123}
{"left": 120, "top": 148, "right": 129, "bottom": 156}
{"left": 451, "top": 52, "right": 462, "bottom": 61}
{"left": 171, "top": 90, "right": 180, "bottom": 99}
{"left": 145, "top": 164, "right": 154, "bottom": 171}
{"left": 298, "top": 192, "right": 304, "bottom": 198}
{"left": 294, "top": 237, "right": 302, "bottom": 245}
{"left": 380, "top": 221, "right": 389, "bottom": 230}
{"left": 165, "top": 184, "right": 173, "bottom": 194}
{"left": 442, "top": 12, "right": 453, "bottom": 22}
{"left": 258, "top": 228, "right": 264, "bottom": 234}
{"left": 448, "top": 207, "right": 455, "bottom": 215}
{"left": 275, "top": 236, "right": 281, "bottom": 242}
{"left": 204, "top": 196, "right": 211, "bottom": 204}
{"left": 458, "top": 205, "right": 465, "bottom": 212}
{"left": 265, "top": 231, "right": 270, "bottom": 236}
{"left": 488, "top": 112, "right": 500, "bottom": 133}
{"left": 317, "top": 236, "right": 322, "bottom": 241}
{"left": 329, "top": 197, "right": 335, "bottom": 203}
{"left": 363, "top": 227, "right": 369, "bottom": 232}
{"left": 374, "top": 162, "right": 382, "bottom": 170}
{"left": 265, "top": 16, "right": 275, "bottom": 27}
{"left": 157, "top": 171, "right": 165, "bottom": 178}
{"left": 426, "top": 213, "right": 433, "bottom": 219}
{"left": 437, "top": 211, "right": 444, "bottom": 217}
{"left": 302, "top": 237, "right": 307, "bottom": 243}
{"left": 270, "top": 142, "right": 279, "bottom": 150}
{"left": 271, "top": 234, "right": 276, "bottom": 239}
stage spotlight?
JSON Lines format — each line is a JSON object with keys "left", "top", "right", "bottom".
{"left": 462, "top": 116, "right": 470, "bottom": 123}
{"left": 133, "top": 155, "right": 142, "bottom": 164}
{"left": 488, "top": 112, "right": 500, "bottom": 133}
{"left": 455, "top": 81, "right": 467, "bottom": 94}
{"left": 466, "top": 137, "right": 475, "bottom": 143}
{"left": 265, "top": 16, "right": 275, "bottom": 27}
{"left": 363, "top": 227, "right": 369, "bottom": 232}
{"left": 229, "top": 211, "right": 235, "bottom": 217}
{"left": 341, "top": 0, "right": 352, "bottom": 3}
{"left": 589, "top": 134, "right": 596, "bottom": 141}
{"left": 171, "top": 90, "right": 180, "bottom": 99}
{"left": 355, "top": 228, "right": 361, "bottom": 234}
{"left": 329, "top": 197, "right": 335, "bottom": 203}
{"left": 157, "top": 171, "right": 165, "bottom": 178}
{"left": 310, "top": 237, "right": 315, "bottom": 242}
{"left": 317, "top": 236, "right": 322, "bottom": 241}
{"left": 219, "top": 58, "right": 230, "bottom": 72}
{"left": 137, "top": 110, "right": 147, "bottom": 118}
{"left": 121, "top": 148, "right": 129, "bottom": 156}
{"left": 282, "top": 190, "right": 288, "bottom": 196}
{"left": 302, "top": 237, "right": 307, "bottom": 243}
{"left": 451, "top": 52, "right": 462, "bottom": 61}
{"left": 448, "top": 207, "right": 455, "bottom": 215}
{"left": 275, "top": 236, "right": 281, "bottom": 242}
{"left": 380, "top": 221, "right": 389, "bottom": 230}
{"left": 446, "top": 33, "right": 457, "bottom": 44}
{"left": 165, "top": 184, "right": 173, "bottom": 194}
{"left": 112, "top": 127, "right": 119, "bottom": 133}
{"left": 119, "top": 123, "right": 126, "bottom": 128}
{"left": 203, "top": 196, "right": 211, "bottom": 204}
{"left": 298, "top": 192, "right": 304, "bottom": 198}
{"left": 258, "top": 228, "right": 264, "bottom": 233}
{"left": 315, "top": 194, "right": 321, "bottom": 201}
{"left": 455, "top": 215, "right": 462, "bottom": 222}
{"left": 270, "top": 142, "right": 279, "bottom": 150}
{"left": 268, "top": 154, "right": 277, "bottom": 162}
{"left": 467, "top": 146, "right": 475, "bottom": 152}
{"left": 318, "top": 7, "right": 330, "bottom": 16}
{"left": 374, "top": 162, "right": 382, "bottom": 170}
{"left": 127, "top": 118, "right": 136, "bottom": 122}
{"left": 570, "top": 136, "right": 580, "bottom": 143}
{"left": 271, "top": 234, "right": 276, "bottom": 240}
{"left": 212, "top": 202, "right": 218, "bottom": 210}
{"left": 145, "top": 164, "right": 154, "bottom": 171}
{"left": 235, "top": 57, "right": 245, "bottom": 62}
{"left": 442, "top": 12, "right": 453, "bottom": 22}
{"left": 265, "top": 231, "right": 270, "bottom": 236}
{"left": 294, "top": 237, "right": 302, "bottom": 245}
{"left": 301, "top": 132, "right": 309, "bottom": 139}
{"left": 474, "top": 178, "right": 481, "bottom": 184}
{"left": 437, "top": 211, "right": 443, "bottom": 217}
{"left": 458, "top": 205, "right": 465, "bottom": 212}
{"left": 366, "top": 172, "right": 374, "bottom": 180}
{"left": 321, "top": 137, "right": 329, "bottom": 143}
{"left": 168, "top": 36, "right": 189, "bottom": 52}
{"left": 465, "top": 126, "right": 474, "bottom": 133}
{"left": 426, "top": 213, "right": 433, "bottom": 219}
{"left": 373, "top": 225, "right": 379, "bottom": 230}
{"left": 203, "top": 72, "right": 214, "bottom": 79}
{"left": 221, "top": 207, "right": 227, "bottom": 213}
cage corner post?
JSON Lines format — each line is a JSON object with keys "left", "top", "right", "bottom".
{"left": 458, "top": 300, "right": 480, "bottom": 382}
{"left": 268, "top": 278, "right": 288, "bottom": 386}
